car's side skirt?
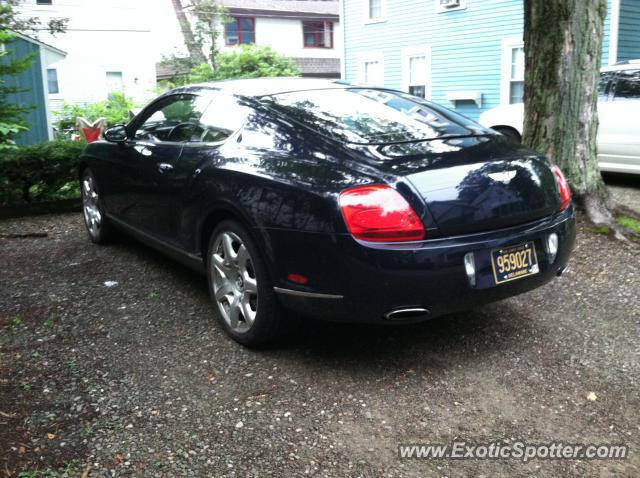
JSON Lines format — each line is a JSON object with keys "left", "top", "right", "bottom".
{"left": 107, "top": 214, "right": 205, "bottom": 274}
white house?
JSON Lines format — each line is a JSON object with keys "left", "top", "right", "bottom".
{"left": 219, "top": 0, "right": 341, "bottom": 77}
{"left": 15, "top": 0, "right": 342, "bottom": 112}
{"left": 157, "top": 0, "right": 342, "bottom": 81}
{"left": 16, "top": 0, "right": 159, "bottom": 111}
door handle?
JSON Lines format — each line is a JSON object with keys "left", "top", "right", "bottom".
{"left": 158, "top": 163, "right": 174, "bottom": 173}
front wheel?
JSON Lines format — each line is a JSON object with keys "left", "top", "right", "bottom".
{"left": 206, "top": 220, "right": 290, "bottom": 346}
{"left": 81, "top": 168, "right": 116, "bottom": 244}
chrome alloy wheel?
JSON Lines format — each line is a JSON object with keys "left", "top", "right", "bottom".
{"left": 82, "top": 173, "right": 101, "bottom": 238}
{"left": 211, "top": 231, "right": 258, "bottom": 333}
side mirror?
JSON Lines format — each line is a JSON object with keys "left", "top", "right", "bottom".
{"left": 104, "top": 125, "right": 128, "bottom": 143}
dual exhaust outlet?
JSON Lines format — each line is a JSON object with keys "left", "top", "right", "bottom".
{"left": 384, "top": 307, "right": 430, "bottom": 321}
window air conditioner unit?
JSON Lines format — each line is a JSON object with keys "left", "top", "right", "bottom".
{"left": 440, "top": 0, "right": 461, "bottom": 8}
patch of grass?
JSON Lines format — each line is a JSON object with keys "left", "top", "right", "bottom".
{"left": 617, "top": 215, "right": 640, "bottom": 234}
{"left": 61, "top": 459, "right": 82, "bottom": 477}
{"left": 589, "top": 225, "right": 611, "bottom": 235}
{"left": 43, "top": 318, "right": 54, "bottom": 328}
{"left": 17, "top": 461, "right": 82, "bottom": 478}
{"left": 20, "top": 469, "right": 60, "bottom": 478}
{"left": 149, "top": 292, "right": 159, "bottom": 299}
{"left": 8, "top": 316, "right": 24, "bottom": 332}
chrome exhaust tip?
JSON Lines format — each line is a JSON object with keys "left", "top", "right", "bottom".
{"left": 384, "top": 307, "right": 430, "bottom": 320}
{"left": 557, "top": 265, "right": 570, "bottom": 277}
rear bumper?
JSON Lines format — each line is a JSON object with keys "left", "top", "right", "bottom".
{"left": 264, "top": 207, "right": 576, "bottom": 323}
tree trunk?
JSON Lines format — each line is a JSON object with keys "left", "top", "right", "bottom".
{"left": 523, "top": 0, "right": 613, "bottom": 225}
{"left": 171, "top": 0, "right": 206, "bottom": 64}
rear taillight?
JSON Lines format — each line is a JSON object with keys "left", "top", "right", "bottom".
{"left": 551, "top": 164, "right": 572, "bottom": 211}
{"left": 339, "top": 185, "right": 426, "bottom": 242}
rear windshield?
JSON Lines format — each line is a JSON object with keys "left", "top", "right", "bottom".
{"left": 263, "top": 88, "right": 490, "bottom": 145}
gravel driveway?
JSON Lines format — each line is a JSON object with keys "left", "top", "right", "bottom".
{"left": 1, "top": 213, "right": 639, "bottom": 477}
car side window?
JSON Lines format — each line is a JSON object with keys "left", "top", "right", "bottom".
{"left": 613, "top": 70, "right": 640, "bottom": 101}
{"left": 134, "top": 95, "right": 211, "bottom": 143}
{"left": 188, "top": 93, "right": 250, "bottom": 143}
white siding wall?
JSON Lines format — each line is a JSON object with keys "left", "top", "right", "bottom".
{"left": 218, "top": 17, "right": 342, "bottom": 59}
{"left": 18, "top": 0, "right": 159, "bottom": 108}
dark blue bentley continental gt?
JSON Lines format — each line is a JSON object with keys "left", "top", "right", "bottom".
{"left": 79, "top": 78, "right": 575, "bottom": 345}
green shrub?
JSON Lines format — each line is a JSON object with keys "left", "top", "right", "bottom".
{"left": 55, "top": 92, "right": 136, "bottom": 135}
{"left": 0, "top": 139, "right": 86, "bottom": 206}
{"left": 214, "top": 45, "right": 300, "bottom": 80}
{"left": 163, "top": 45, "right": 301, "bottom": 88}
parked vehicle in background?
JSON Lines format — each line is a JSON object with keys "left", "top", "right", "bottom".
{"left": 479, "top": 60, "right": 640, "bottom": 175}
{"left": 79, "top": 78, "right": 575, "bottom": 346}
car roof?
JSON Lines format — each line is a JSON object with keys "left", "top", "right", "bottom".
{"left": 601, "top": 59, "right": 640, "bottom": 72}
{"left": 170, "top": 77, "right": 354, "bottom": 99}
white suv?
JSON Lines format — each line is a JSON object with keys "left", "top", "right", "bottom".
{"left": 478, "top": 60, "right": 640, "bottom": 175}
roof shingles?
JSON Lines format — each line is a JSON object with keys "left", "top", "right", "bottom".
{"left": 220, "top": 0, "right": 338, "bottom": 16}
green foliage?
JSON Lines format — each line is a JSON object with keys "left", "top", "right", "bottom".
{"left": 190, "top": 62, "right": 216, "bottom": 82}
{"left": 0, "top": 121, "right": 28, "bottom": 150}
{"left": 163, "top": 45, "right": 300, "bottom": 88}
{"left": 158, "top": 62, "right": 211, "bottom": 89}
{"left": 190, "top": 0, "right": 228, "bottom": 65}
{"left": 214, "top": 45, "right": 300, "bottom": 80}
{"left": 0, "top": 139, "right": 86, "bottom": 206}
{"left": 1, "top": 7, "right": 33, "bottom": 149}
{"left": 2, "top": 0, "right": 68, "bottom": 37}
{"left": 589, "top": 225, "right": 611, "bottom": 235}
{"left": 617, "top": 215, "right": 640, "bottom": 234}
{"left": 54, "top": 92, "right": 136, "bottom": 134}
{"left": 162, "top": 0, "right": 228, "bottom": 85}
{"left": 1, "top": 1, "right": 68, "bottom": 149}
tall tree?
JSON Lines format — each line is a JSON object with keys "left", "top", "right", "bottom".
{"left": 167, "top": 0, "right": 227, "bottom": 72}
{"left": 170, "top": 0, "right": 206, "bottom": 64}
{"left": 189, "top": 0, "right": 227, "bottom": 71}
{"left": 523, "top": 0, "right": 613, "bottom": 226}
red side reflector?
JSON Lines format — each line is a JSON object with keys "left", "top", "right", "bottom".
{"left": 287, "top": 273, "right": 309, "bottom": 285}
{"left": 551, "top": 165, "right": 572, "bottom": 211}
{"left": 339, "top": 185, "right": 426, "bottom": 242}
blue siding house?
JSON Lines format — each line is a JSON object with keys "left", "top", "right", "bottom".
{"left": 1, "top": 33, "right": 66, "bottom": 145}
{"left": 341, "top": 0, "right": 640, "bottom": 120}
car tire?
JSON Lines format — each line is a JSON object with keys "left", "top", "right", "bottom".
{"left": 81, "top": 168, "right": 116, "bottom": 244}
{"left": 206, "top": 220, "right": 289, "bottom": 347}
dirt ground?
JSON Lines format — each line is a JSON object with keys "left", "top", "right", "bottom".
{"left": 1, "top": 212, "right": 638, "bottom": 477}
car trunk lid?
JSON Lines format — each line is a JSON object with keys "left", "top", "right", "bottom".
{"left": 348, "top": 135, "right": 562, "bottom": 236}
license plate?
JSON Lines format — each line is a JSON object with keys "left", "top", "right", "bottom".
{"left": 490, "top": 242, "right": 539, "bottom": 285}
